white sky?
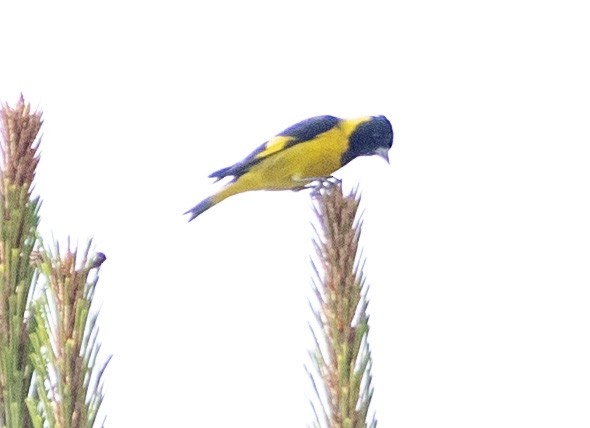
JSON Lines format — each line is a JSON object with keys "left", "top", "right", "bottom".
{"left": 2, "top": 1, "right": 590, "bottom": 427}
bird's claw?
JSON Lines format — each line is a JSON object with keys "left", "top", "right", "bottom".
{"left": 310, "top": 176, "right": 342, "bottom": 197}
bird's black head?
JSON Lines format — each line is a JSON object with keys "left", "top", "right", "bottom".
{"left": 342, "top": 115, "right": 394, "bottom": 165}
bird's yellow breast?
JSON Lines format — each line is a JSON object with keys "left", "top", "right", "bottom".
{"left": 242, "top": 117, "right": 370, "bottom": 190}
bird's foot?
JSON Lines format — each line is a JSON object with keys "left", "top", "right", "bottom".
{"left": 310, "top": 176, "right": 342, "bottom": 197}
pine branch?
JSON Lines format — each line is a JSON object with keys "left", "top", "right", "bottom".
{"left": 1, "top": 95, "right": 109, "bottom": 428}
{"left": 28, "top": 240, "right": 109, "bottom": 428}
{"left": 0, "top": 95, "right": 43, "bottom": 428}
{"left": 307, "top": 182, "right": 377, "bottom": 428}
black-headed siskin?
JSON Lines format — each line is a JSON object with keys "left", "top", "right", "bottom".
{"left": 185, "top": 115, "right": 393, "bottom": 221}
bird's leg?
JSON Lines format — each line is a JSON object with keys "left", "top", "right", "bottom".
{"left": 290, "top": 176, "right": 314, "bottom": 192}
{"left": 291, "top": 175, "right": 341, "bottom": 196}
{"left": 324, "top": 176, "right": 342, "bottom": 187}
{"left": 291, "top": 175, "right": 328, "bottom": 191}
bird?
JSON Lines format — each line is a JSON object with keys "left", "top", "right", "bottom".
{"left": 185, "top": 115, "right": 393, "bottom": 221}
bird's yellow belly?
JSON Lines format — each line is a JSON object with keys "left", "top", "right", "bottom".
{"left": 245, "top": 142, "right": 342, "bottom": 190}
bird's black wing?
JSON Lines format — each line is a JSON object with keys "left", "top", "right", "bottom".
{"left": 209, "top": 115, "right": 340, "bottom": 181}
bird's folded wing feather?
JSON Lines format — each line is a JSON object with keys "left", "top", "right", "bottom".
{"left": 208, "top": 115, "right": 341, "bottom": 181}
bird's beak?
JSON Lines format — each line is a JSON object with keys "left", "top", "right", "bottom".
{"left": 375, "top": 147, "right": 390, "bottom": 164}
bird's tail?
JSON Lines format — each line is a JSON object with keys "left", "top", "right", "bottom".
{"left": 185, "top": 180, "right": 250, "bottom": 222}
{"left": 184, "top": 197, "right": 216, "bottom": 222}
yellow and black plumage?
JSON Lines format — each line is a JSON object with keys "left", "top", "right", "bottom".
{"left": 185, "top": 115, "right": 394, "bottom": 221}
